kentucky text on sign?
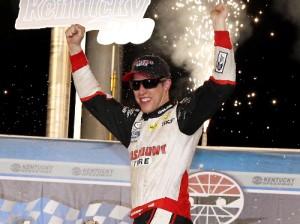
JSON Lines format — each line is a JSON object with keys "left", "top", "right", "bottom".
{"left": 15, "top": 0, "right": 155, "bottom": 44}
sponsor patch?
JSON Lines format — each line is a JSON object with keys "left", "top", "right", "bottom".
{"left": 131, "top": 131, "right": 140, "bottom": 139}
{"left": 180, "top": 97, "right": 191, "bottom": 104}
{"left": 149, "top": 122, "right": 158, "bottom": 130}
{"left": 162, "top": 112, "right": 170, "bottom": 120}
{"left": 162, "top": 118, "right": 175, "bottom": 126}
{"left": 133, "top": 59, "right": 154, "bottom": 67}
{"left": 134, "top": 122, "right": 142, "bottom": 129}
{"left": 215, "top": 51, "right": 228, "bottom": 73}
{"left": 131, "top": 157, "right": 152, "bottom": 167}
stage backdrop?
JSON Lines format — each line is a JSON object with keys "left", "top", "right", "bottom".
{"left": 0, "top": 135, "right": 299, "bottom": 224}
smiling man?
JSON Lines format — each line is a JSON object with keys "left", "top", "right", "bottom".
{"left": 123, "top": 55, "right": 172, "bottom": 114}
{"left": 65, "top": 3, "right": 236, "bottom": 224}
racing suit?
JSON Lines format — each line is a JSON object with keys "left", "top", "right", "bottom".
{"left": 70, "top": 31, "right": 236, "bottom": 223}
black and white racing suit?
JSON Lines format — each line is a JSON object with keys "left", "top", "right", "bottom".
{"left": 70, "top": 31, "right": 236, "bottom": 223}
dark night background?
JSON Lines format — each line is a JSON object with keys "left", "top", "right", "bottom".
{"left": 0, "top": 0, "right": 299, "bottom": 149}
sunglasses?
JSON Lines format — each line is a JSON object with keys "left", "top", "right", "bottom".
{"left": 130, "top": 78, "right": 166, "bottom": 91}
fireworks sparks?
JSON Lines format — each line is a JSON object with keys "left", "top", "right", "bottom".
{"left": 156, "top": 0, "right": 249, "bottom": 91}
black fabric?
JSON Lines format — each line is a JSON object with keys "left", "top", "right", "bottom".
{"left": 133, "top": 209, "right": 156, "bottom": 224}
{"left": 170, "top": 214, "right": 193, "bottom": 224}
{"left": 133, "top": 209, "right": 193, "bottom": 224}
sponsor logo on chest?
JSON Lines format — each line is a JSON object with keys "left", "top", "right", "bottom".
{"left": 130, "top": 144, "right": 167, "bottom": 167}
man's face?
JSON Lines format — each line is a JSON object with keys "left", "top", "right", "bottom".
{"left": 132, "top": 74, "right": 171, "bottom": 113}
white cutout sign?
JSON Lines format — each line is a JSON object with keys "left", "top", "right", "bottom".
{"left": 15, "top": 0, "right": 155, "bottom": 45}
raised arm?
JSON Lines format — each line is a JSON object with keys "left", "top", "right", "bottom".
{"left": 210, "top": 3, "right": 229, "bottom": 31}
{"left": 177, "top": 3, "right": 236, "bottom": 135}
{"left": 64, "top": 24, "right": 137, "bottom": 147}
{"left": 65, "top": 24, "right": 85, "bottom": 55}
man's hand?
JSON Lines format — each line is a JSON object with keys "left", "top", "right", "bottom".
{"left": 65, "top": 24, "right": 86, "bottom": 55}
{"left": 210, "top": 3, "right": 229, "bottom": 31}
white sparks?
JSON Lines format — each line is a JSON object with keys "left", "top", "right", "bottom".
{"left": 156, "top": 0, "right": 249, "bottom": 91}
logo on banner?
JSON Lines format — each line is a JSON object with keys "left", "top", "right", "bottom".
{"left": 252, "top": 176, "right": 296, "bottom": 186}
{"left": 188, "top": 171, "right": 244, "bottom": 224}
{"left": 15, "top": 0, "right": 155, "bottom": 45}
{"left": 11, "top": 163, "right": 54, "bottom": 174}
{"left": 72, "top": 167, "right": 113, "bottom": 177}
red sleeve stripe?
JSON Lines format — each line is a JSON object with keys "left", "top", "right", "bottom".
{"left": 214, "top": 31, "right": 233, "bottom": 49}
{"left": 209, "top": 76, "right": 236, "bottom": 85}
{"left": 70, "top": 51, "right": 88, "bottom": 72}
{"left": 80, "top": 91, "right": 111, "bottom": 102}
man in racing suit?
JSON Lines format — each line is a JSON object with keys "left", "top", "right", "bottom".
{"left": 65, "top": 3, "right": 235, "bottom": 224}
